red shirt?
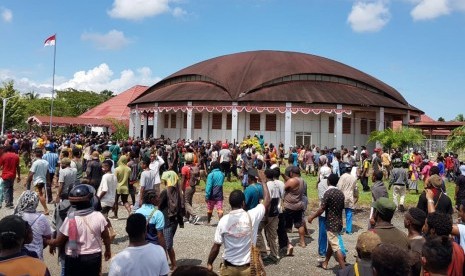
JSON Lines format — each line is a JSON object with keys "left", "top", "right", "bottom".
{"left": 0, "top": 152, "right": 20, "bottom": 180}
{"left": 181, "top": 165, "right": 191, "bottom": 190}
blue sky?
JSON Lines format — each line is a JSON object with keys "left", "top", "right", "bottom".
{"left": 0, "top": 0, "right": 464, "bottom": 120}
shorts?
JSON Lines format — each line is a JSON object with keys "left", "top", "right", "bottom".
{"left": 101, "top": 206, "right": 112, "bottom": 218}
{"left": 163, "top": 219, "right": 178, "bottom": 250}
{"left": 283, "top": 208, "right": 304, "bottom": 229}
{"left": 207, "top": 200, "right": 223, "bottom": 213}
{"left": 116, "top": 194, "right": 129, "bottom": 204}
{"left": 305, "top": 164, "right": 315, "bottom": 173}
{"left": 327, "top": 231, "right": 341, "bottom": 252}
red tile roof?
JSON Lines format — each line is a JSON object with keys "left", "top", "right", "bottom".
{"left": 79, "top": 85, "right": 148, "bottom": 120}
{"left": 27, "top": 115, "right": 112, "bottom": 127}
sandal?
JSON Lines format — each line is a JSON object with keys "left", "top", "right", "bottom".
{"left": 317, "top": 262, "right": 329, "bottom": 270}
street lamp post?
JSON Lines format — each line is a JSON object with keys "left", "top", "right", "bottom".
{"left": 1, "top": 94, "right": 21, "bottom": 137}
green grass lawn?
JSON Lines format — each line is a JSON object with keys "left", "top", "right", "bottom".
{"left": 197, "top": 172, "right": 457, "bottom": 208}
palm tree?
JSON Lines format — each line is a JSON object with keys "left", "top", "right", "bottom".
{"left": 24, "top": 91, "right": 40, "bottom": 100}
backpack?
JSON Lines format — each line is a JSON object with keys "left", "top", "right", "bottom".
{"left": 189, "top": 165, "right": 201, "bottom": 187}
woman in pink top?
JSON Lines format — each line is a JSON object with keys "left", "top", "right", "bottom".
{"left": 421, "top": 160, "right": 432, "bottom": 189}
{"left": 46, "top": 185, "right": 111, "bottom": 276}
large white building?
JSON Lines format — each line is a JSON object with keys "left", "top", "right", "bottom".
{"left": 128, "top": 50, "right": 422, "bottom": 150}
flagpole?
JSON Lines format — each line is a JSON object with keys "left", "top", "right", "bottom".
{"left": 49, "top": 34, "right": 56, "bottom": 135}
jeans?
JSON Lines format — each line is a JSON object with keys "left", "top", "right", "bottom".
{"left": 0, "top": 178, "right": 4, "bottom": 206}
{"left": 2, "top": 178, "right": 14, "bottom": 207}
{"left": 277, "top": 213, "right": 289, "bottom": 250}
{"left": 318, "top": 216, "right": 327, "bottom": 256}
{"left": 360, "top": 176, "right": 369, "bottom": 191}
{"left": 345, "top": 208, "right": 353, "bottom": 234}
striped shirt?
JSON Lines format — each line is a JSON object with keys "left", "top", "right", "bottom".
{"left": 42, "top": 152, "right": 59, "bottom": 173}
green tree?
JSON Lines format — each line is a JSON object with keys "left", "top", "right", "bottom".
{"left": 455, "top": 114, "right": 464, "bottom": 122}
{"left": 368, "top": 127, "right": 425, "bottom": 150}
{"left": 108, "top": 118, "right": 128, "bottom": 141}
{"left": 438, "top": 117, "right": 445, "bottom": 122}
{"left": 447, "top": 126, "right": 465, "bottom": 152}
{"left": 0, "top": 81, "right": 26, "bottom": 130}
{"left": 100, "top": 89, "right": 115, "bottom": 101}
{"left": 56, "top": 88, "right": 107, "bottom": 116}
{"left": 24, "top": 91, "right": 40, "bottom": 100}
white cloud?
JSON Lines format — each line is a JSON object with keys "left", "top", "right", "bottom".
{"left": 0, "top": 64, "right": 161, "bottom": 95}
{"left": 108, "top": 0, "right": 177, "bottom": 20}
{"left": 348, "top": 1, "right": 391, "bottom": 33}
{"left": 1, "top": 7, "right": 12, "bottom": 23}
{"left": 81, "top": 30, "right": 131, "bottom": 50}
{"left": 411, "top": 0, "right": 450, "bottom": 20}
{"left": 172, "top": 7, "right": 187, "bottom": 18}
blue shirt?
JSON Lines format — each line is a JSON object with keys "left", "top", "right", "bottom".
{"left": 292, "top": 152, "right": 298, "bottom": 166}
{"left": 244, "top": 183, "right": 264, "bottom": 211}
{"left": 205, "top": 168, "right": 225, "bottom": 201}
{"left": 42, "top": 152, "right": 59, "bottom": 174}
{"left": 136, "top": 204, "right": 165, "bottom": 245}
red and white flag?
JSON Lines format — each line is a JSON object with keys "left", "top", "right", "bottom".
{"left": 44, "top": 34, "right": 56, "bottom": 47}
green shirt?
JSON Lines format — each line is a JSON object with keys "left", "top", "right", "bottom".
{"left": 115, "top": 164, "right": 131, "bottom": 194}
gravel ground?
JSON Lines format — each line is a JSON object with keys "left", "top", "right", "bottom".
{"left": 2, "top": 186, "right": 410, "bottom": 276}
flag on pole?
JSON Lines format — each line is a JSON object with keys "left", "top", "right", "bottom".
{"left": 44, "top": 34, "right": 56, "bottom": 47}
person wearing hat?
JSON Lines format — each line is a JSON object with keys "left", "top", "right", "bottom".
{"left": 336, "top": 231, "right": 381, "bottom": 276}
{"left": 404, "top": 207, "right": 427, "bottom": 276}
{"left": 0, "top": 215, "right": 51, "bottom": 275}
{"left": 316, "top": 165, "right": 331, "bottom": 258}
{"left": 46, "top": 184, "right": 112, "bottom": 276}
{"left": 219, "top": 142, "right": 232, "bottom": 182}
{"left": 371, "top": 197, "right": 409, "bottom": 250}
{"left": 55, "top": 157, "right": 77, "bottom": 204}
{"left": 417, "top": 166, "right": 453, "bottom": 215}
{"left": 86, "top": 151, "right": 103, "bottom": 190}
{"left": 42, "top": 144, "right": 59, "bottom": 203}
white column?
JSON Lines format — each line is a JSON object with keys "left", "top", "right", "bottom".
{"left": 129, "top": 108, "right": 135, "bottom": 138}
{"left": 153, "top": 104, "right": 159, "bottom": 138}
{"left": 335, "top": 104, "right": 343, "bottom": 149}
{"left": 284, "top": 102, "right": 292, "bottom": 151}
{"left": 142, "top": 112, "right": 148, "bottom": 140}
{"left": 376, "top": 107, "right": 385, "bottom": 147}
{"left": 135, "top": 107, "right": 141, "bottom": 139}
{"left": 186, "top": 101, "right": 193, "bottom": 140}
{"left": 231, "top": 102, "right": 238, "bottom": 143}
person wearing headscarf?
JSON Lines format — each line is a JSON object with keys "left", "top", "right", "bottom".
{"left": 14, "top": 190, "right": 52, "bottom": 260}
{"left": 46, "top": 184, "right": 111, "bottom": 276}
{"left": 112, "top": 155, "right": 132, "bottom": 219}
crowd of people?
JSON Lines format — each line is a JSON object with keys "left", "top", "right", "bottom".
{"left": 0, "top": 130, "right": 464, "bottom": 276}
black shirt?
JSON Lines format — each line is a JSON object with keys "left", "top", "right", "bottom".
{"left": 321, "top": 187, "right": 345, "bottom": 232}
{"left": 417, "top": 189, "right": 453, "bottom": 215}
{"left": 455, "top": 175, "right": 465, "bottom": 205}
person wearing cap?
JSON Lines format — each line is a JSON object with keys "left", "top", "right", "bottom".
{"left": 26, "top": 148, "right": 50, "bottom": 215}
{"left": 308, "top": 173, "right": 346, "bottom": 269}
{"left": 55, "top": 157, "right": 77, "bottom": 203}
{"left": 404, "top": 207, "right": 427, "bottom": 276}
{"left": 0, "top": 145, "right": 20, "bottom": 209}
{"left": 86, "top": 151, "right": 103, "bottom": 190}
{"left": 46, "top": 184, "right": 112, "bottom": 276}
{"left": 103, "top": 150, "right": 115, "bottom": 173}
{"left": 243, "top": 168, "right": 264, "bottom": 211}
{"left": 205, "top": 161, "right": 225, "bottom": 225}
{"left": 417, "top": 166, "right": 453, "bottom": 215}
{"left": 454, "top": 163, "right": 465, "bottom": 208}
{"left": 0, "top": 215, "right": 51, "bottom": 275}
{"left": 219, "top": 143, "right": 232, "bottom": 182}
{"left": 43, "top": 144, "right": 59, "bottom": 203}
{"left": 336, "top": 231, "right": 381, "bottom": 276}
{"left": 371, "top": 197, "right": 409, "bottom": 250}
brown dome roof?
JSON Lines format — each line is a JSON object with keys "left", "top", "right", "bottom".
{"left": 131, "top": 50, "right": 415, "bottom": 110}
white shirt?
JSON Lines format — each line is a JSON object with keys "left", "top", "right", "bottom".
{"left": 149, "top": 156, "right": 164, "bottom": 185}
{"left": 214, "top": 204, "right": 266, "bottom": 266}
{"left": 109, "top": 243, "right": 169, "bottom": 276}
{"left": 30, "top": 159, "right": 49, "bottom": 185}
{"left": 22, "top": 213, "right": 52, "bottom": 260}
{"left": 140, "top": 169, "right": 156, "bottom": 190}
{"left": 98, "top": 173, "right": 118, "bottom": 207}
